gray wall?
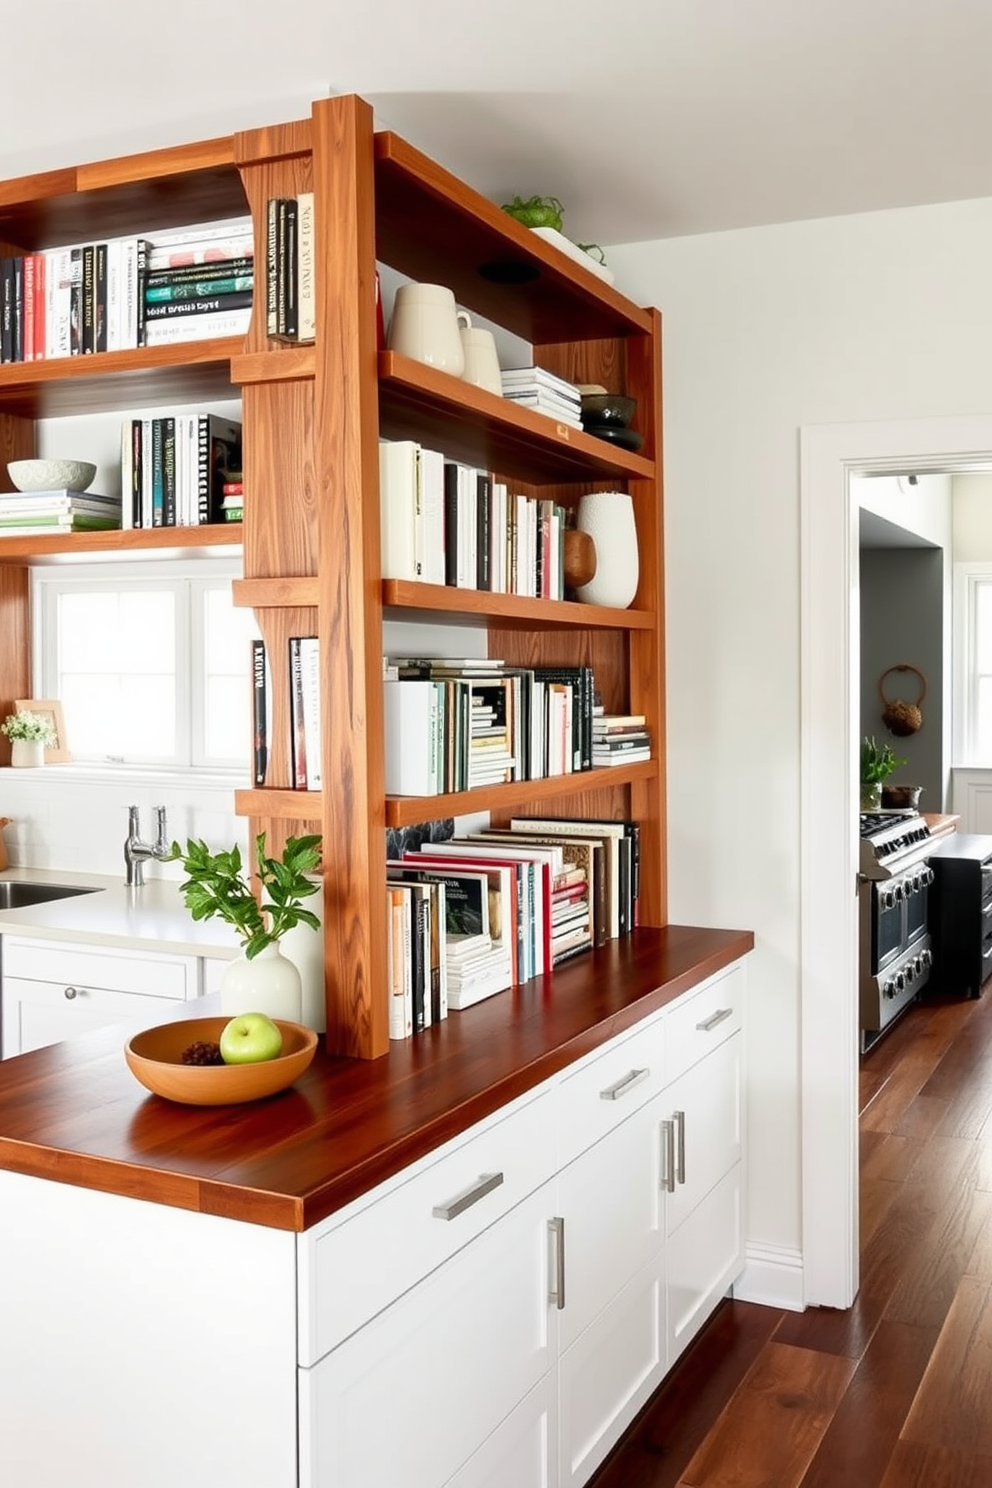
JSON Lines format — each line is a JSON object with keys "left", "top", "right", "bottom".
{"left": 860, "top": 547, "right": 944, "bottom": 808}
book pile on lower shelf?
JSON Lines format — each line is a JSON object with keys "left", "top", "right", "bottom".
{"left": 382, "top": 656, "right": 598, "bottom": 795}
{"left": 0, "top": 488, "right": 121, "bottom": 536}
{"left": 251, "top": 637, "right": 321, "bottom": 791}
{"left": 592, "top": 711, "right": 652, "bottom": 766}
{"left": 500, "top": 366, "right": 583, "bottom": 429}
{"left": 121, "top": 413, "right": 241, "bottom": 528}
{"left": 0, "top": 215, "right": 254, "bottom": 362}
{"left": 385, "top": 816, "right": 641, "bottom": 1035}
{"left": 380, "top": 439, "right": 566, "bottom": 597}
{"left": 265, "top": 195, "right": 315, "bottom": 343}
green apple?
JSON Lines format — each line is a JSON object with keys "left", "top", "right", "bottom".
{"left": 219, "top": 1012, "right": 283, "bottom": 1065}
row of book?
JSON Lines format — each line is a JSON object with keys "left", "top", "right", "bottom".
{"left": 252, "top": 637, "right": 322, "bottom": 791}
{"left": 387, "top": 817, "right": 641, "bottom": 1032}
{"left": 0, "top": 215, "right": 255, "bottom": 363}
{"left": 380, "top": 439, "right": 568, "bottom": 598}
{"left": 382, "top": 656, "right": 601, "bottom": 794}
{"left": 120, "top": 413, "right": 242, "bottom": 529}
{"left": 265, "top": 195, "right": 316, "bottom": 343}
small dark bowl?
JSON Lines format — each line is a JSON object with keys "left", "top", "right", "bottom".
{"left": 579, "top": 393, "right": 637, "bottom": 430}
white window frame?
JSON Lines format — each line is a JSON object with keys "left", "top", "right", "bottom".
{"left": 31, "top": 557, "right": 251, "bottom": 778}
{"left": 952, "top": 561, "right": 992, "bottom": 765}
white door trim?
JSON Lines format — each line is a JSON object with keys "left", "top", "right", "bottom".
{"left": 801, "top": 413, "right": 992, "bottom": 1309}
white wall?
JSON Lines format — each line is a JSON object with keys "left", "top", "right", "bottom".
{"left": 607, "top": 193, "right": 992, "bottom": 1268}
{"left": 953, "top": 471, "right": 992, "bottom": 560}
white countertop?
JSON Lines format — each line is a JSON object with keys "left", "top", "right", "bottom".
{"left": 0, "top": 867, "right": 240, "bottom": 959}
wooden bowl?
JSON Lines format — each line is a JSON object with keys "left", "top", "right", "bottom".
{"left": 563, "top": 528, "right": 597, "bottom": 588}
{"left": 125, "top": 1017, "right": 318, "bottom": 1105}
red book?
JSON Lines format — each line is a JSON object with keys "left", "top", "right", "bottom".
{"left": 32, "top": 254, "right": 46, "bottom": 362}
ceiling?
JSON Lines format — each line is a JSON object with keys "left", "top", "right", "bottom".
{"left": 5, "top": 1, "right": 992, "bottom": 249}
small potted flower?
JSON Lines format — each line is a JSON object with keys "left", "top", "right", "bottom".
{"left": 860, "top": 735, "right": 906, "bottom": 810}
{"left": 2, "top": 710, "right": 56, "bottom": 768}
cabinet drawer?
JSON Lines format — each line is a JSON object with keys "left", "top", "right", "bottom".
{"left": 556, "top": 1010, "right": 666, "bottom": 1169}
{"left": 298, "top": 1086, "right": 556, "bottom": 1365}
{"left": 2, "top": 936, "right": 195, "bottom": 1000}
{"left": 664, "top": 960, "right": 744, "bottom": 1085}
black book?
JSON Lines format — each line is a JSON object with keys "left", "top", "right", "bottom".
{"left": 10, "top": 256, "right": 23, "bottom": 363}
{"left": 0, "top": 258, "right": 12, "bottom": 363}
{"left": 81, "top": 244, "right": 95, "bottom": 353}
{"left": 144, "top": 289, "right": 254, "bottom": 320}
{"left": 145, "top": 255, "right": 254, "bottom": 288}
{"left": 94, "top": 243, "right": 108, "bottom": 353}
{"left": 443, "top": 462, "right": 460, "bottom": 587}
{"left": 161, "top": 417, "right": 177, "bottom": 527}
{"left": 281, "top": 197, "right": 298, "bottom": 339}
{"left": 69, "top": 246, "right": 83, "bottom": 355}
{"left": 288, "top": 637, "right": 308, "bottom": 789}
{"left": 476, "top": 472, "right": 491, "bottom": 591}
{"left": 128, "top": 419, "right": 143, "bottom": 528}
{"left": 251, "top": 638, "right": 269, "bottom": 786}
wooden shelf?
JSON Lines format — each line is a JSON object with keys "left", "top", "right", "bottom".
{"left": 0, "top": 523, "right": 242, "bottom": 565}
{"left": 379, "top": 352, "right": 655, "bottom": 484}
{"left": 385, "top": 761, "right": 659, "bottom": 829}
{"left": 382, "top": 580, "right": 656, "bottom": 630}
{"left": 0, "top": 338, "right": 247, "bottom": 418}
{"left": 374, "top": 132, "right": 652, "bottom": 344}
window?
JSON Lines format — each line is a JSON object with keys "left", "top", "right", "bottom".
{"left": 954, "top": 563, "right": 992, "bottom": 763}
{"left": 32, "top": 560, "right": 258, "bottom": 770}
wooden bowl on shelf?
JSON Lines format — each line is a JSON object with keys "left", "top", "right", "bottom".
{"left": 563, "top": 528, "right": 597, "bottom": 589}
{"left": 125, "top": 1017, "right": 318, "bottom": 1105}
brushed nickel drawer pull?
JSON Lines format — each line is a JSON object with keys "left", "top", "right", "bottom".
{"left": 432, "top": 1171, "right": 504, "bottom": 1221}
{"left": 548, "top": 1216, "right": 565, "bottom": 1310}
{"left": 674, "top": 1109, "right": 686, "bottom": 1185}
{"left": 696, "top": 1007, "right": 733, "bottom": 1032}
{"left": 660, "top": 1118, "right": 676, "bottom": 1193}
{"left": 600, "top": 1067, "right": 649, "bottom": 1102}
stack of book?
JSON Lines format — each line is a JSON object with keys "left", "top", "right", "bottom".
{"left": 0, "top": 488, "right": 121, "bottom": 536}
{"left": 250, "top": 635, "right": 322, "bottom": 791}
{"left": 500, "top": 367, "right": 583, "bottom": 429}
{"left": 143, "top": 216, "right": 255, "bottom": 347}
{"left": 265, "top": 195, "right": 316, "bottom": 343}
{"left": 120, "top": 413, "right": 241, "bottom": 528}
{"left": 592, "top": 712, "right": 652, "bottom": 766}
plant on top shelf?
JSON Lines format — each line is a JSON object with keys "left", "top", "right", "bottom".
{"left": 860, "top": 735, "right": 906, "bottom": 809}
{"left": 1, "top": 710, "right": 55, "bottom": 744}
{"left": 168, "top": 832, "right": 322, "bottom": 959}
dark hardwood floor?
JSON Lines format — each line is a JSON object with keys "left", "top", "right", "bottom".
{"left": 589, "top": 984, "right": 992, "bottom": 1487}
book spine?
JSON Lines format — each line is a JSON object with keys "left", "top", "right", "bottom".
{"left": 21, "top": 254, "right": 35, "bottom": 362}
{"left": 135, "top": 238, "right": 149, "bottom": 347}
{"left": 252, "top": 638, "right": 269, "bottom": 786}
{"left": 275, "top": 199, "right": 289, "bottom": 336}
{"left": 162, "top": 416, "right": 177, "bottom": 527}
{"left": 443, "top": 463, "right": 459, "bottom": 586}
{"left": 145, "top": 229, "right": 255, "bottom": 271}
{"left": 150, "top": 418, "right": 164, "bottom": 527}
{"left": 144, "top": 289, "right": 253, "bottom": 320}
{"left": 142, "top": 307, "right": 252, "bottom": 344}
{"left": 288, "top": 637, "right": 308, "bottom": 789}
{"left": 144, "top": 256, "right": 254, "bottom": 288}
{"left": 104, "top": 240, "right": 120, "bottom": 352}
{"left": 81, "top": 244, "right": 95, "bottom": 353}
{"left": 282, "top": 198, "right": 298, "bottom": 339}
{"left": 299, "top": 637, "right": 322, "bottom": 790}
{"left": 128, "top": 418, "right": 142, "bottom": 529}
{"left": 476, "top": 473, "right": 491, "bottom": 591}
{"left": 145, "top": 275, "right": 253, "bottom": 303}
{"left": 296, "top": 192, "right": 315, "bottom": 342}
{"left": 32, "top": 252, "right": 45, "bottom": 362}
{"left": 0, "top": 259, "right": 12, "bottom": 364}
{"left": 266, "top": 199, "right": 279, "bottom": 336}
{"left": 94, "top": 243, "right": 108, "bottom": 353}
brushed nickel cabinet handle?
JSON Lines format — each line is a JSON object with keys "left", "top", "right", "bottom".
{"left": 696, "top": 1007, "right": 733, "bottom": 1032}
{"left": 63, "top": 986, "right": 78, "bottom": 1001}
{"left": 660, "top": 1118, "right": 676, "bottom": 1193}
{"left": 432, "top": 1171, "right": 504, "bottom": 1221}
{"left": 674, "top": 1109, "right": 686, "bottom": 1186}
{"left": 600, "top": 1067, "right": 649, "bottom": 1102}
{"left": 548, "top": 1216, "right": 565, "bottom": 1310}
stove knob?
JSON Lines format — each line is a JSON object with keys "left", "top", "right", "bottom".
{"left": 923, "top": 868, "right": 934, "bottom": 887}
{"left": 921, "top": 948, "right": 933, "bottom": 969}
{"left": 882, "top": 978, "right": 894, "bottom": 999}
{"left": 895, "top": 971, "right": 906, "bottom": 993}
{"left": 893, "top": 882, "right": 906, "bottom": 903}
{"left": 880, "top": 887, "right": 895, "bottom": 909}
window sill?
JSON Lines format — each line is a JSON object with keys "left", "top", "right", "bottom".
{"left": 4, "top": 762, "right": 247, "bottom": 790}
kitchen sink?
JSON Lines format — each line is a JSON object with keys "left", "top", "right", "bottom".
{"left": 0, "top": 882, "right": 103, "bottom": 911}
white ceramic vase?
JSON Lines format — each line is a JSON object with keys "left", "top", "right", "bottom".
{"left": 10, "top": 739, "right": 44, "bottom": 768}
{"left": 219, "top": 941, "right": 303, "bottom": 1022}
{"left": 574, "top": 491, "right": 640, "bottom": 608}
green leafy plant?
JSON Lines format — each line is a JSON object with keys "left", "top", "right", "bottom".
{"left": 861, "top": 735, "right": 906, "bottom": 785}
{"left": 1, "top": 709, "right": 55, "bottom": 744}
{"left": 501, "top": 194, "right": 565, "bottom": 231}
{"left": 168, "top": 832, "right": 322, "bottom": 959}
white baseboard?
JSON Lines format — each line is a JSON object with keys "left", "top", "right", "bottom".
{"left": 732, "top": 1243, "right": 805, "bottom": 1311}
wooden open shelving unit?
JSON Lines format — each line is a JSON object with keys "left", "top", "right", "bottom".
{"left": 0, "top": 94, "right": 666, "bottom": 1062}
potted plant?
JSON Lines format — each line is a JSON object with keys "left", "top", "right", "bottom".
{"left": 1, "top": 710, "right": 56, "bottom": 768}
{"left": 169, "top": 832, "right": 322, "bottom": 1022}
{"left": 860, "top": 735, "right": 906, "bottom": 810}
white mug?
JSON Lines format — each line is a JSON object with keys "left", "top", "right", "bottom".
{"left": 457, "top": 312, "right": 502, "bottom": 396}
{"left": 387, "top": 283, "right": 465, "bottom": 376}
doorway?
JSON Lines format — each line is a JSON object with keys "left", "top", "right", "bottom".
{"left": 800, "top": 413, "right": 992, "bottom": 1309}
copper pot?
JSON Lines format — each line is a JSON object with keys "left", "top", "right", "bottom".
{"left": 881, "top": 784, "right": 924, "bottom": 810}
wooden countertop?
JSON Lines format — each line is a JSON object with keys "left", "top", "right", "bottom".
{"left": 924, "top": 813, "right": 960, "bottom": 840}
{"left": 0, "top": 924, "right": 752, "bottom": 1232}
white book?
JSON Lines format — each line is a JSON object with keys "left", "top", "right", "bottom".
{"left": 299, "top": 637, "right": 322, "bottom": 790}
{"left": 456, "top": 463, "right": 477, "bottom": 589}
{"left": 382, "top": 679, "right": 440, "bottom": 795}
{"left": 143, "top": 308, "right": 252, "bottom": 345}
{"left": 379, "top": 439, "right": 420, "bottom": 581}
{"left": 296, "top": 192, "right": 316, "bottom": 342}
{"left": 418, "top": 445, "right": 447, "bottom": 586}
{"left": 105, "top": 239, "right": 122, "bottom": 353}
{"left": 385, "top": 884, "right": 413, "bottom": 1040}
{"left": 501, "top": 366, "right": 581, "bottom": 398}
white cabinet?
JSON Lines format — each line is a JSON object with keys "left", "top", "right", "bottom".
{"left": 0, "top": 935, "right": 199, "bottom": 1057}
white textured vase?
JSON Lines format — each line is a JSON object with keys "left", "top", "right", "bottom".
{"left": 574, "top": 491, "right": 639, "bottom": 609}
{"left": 219, "top": 941, "right": 303, "bottom": 1022}
{"left": 10, "top": 738, "right": 44, "bottom": 768}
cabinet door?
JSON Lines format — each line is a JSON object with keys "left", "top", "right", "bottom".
{"left": 299, "top": 1181, "right": 557, "bottom": 1488}
{"left": 1, "top": 976, "right": 184, "bottom": 1057}
{"left": 666, "top": 1161, "right": 743, "bottom": 1364}
{"left": 445, "top": 1372, "right": 558, "bottom": 1488}
{"left": 556, "top": 1096, "right": 667, "bottom": 1487}
{"left": 661, "top": 1030, "right": 742, "bottom": 1236}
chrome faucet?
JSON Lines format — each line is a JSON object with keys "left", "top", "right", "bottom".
{"left": 125, "top": 805, "right": 171, "bottom": 888}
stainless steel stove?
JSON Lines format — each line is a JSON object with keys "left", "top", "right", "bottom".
{"left": 859, "top": 811, "right": 934, "bottom": 1050}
